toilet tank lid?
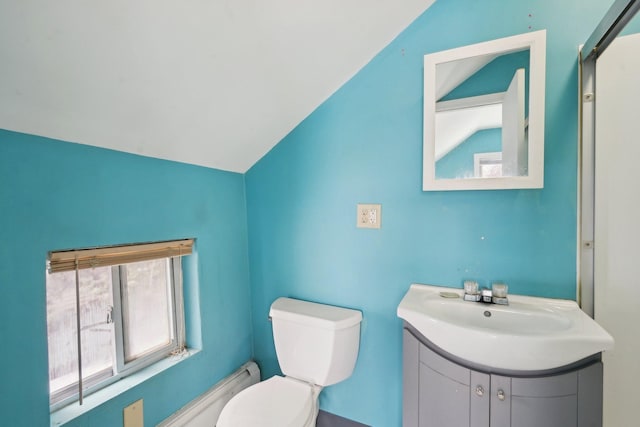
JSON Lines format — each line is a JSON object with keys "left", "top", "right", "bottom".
{"left": 270, "top": 297, "right": 362, "bottom": 330}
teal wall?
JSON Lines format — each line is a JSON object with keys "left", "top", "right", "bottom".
{"left": 245, "top": 0, "right": 612, "bottom": 425}
{"left": 0, "top": 129, "right": 253, "bottom": 426}
{"left": 0, "top": 1, "right": 618, "bottom": 426}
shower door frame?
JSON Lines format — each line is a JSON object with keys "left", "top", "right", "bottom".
{"left": 579, "top": 0, "right": 640, "bottom": 317}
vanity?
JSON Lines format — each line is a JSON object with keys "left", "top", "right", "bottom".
{"left": 409, "top": 24, "right": 615, "bottom": 425}
{"left": 397, "top": 284, "right": 614, "bottom": 427}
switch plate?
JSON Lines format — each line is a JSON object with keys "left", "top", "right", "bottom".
{"left": 123, "top": 399, "right": 144, "bottom": 427}
{"left": 357, "top": 204, "right": 381, "bottom": 229}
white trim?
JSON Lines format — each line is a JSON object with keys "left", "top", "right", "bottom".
{"left": 51, "top": 349, "right": 198, "bottom": 425}
{"left": 436, "top": 92, "right": 505, "bottom": 112}
{"left": 158, "top": 361, "right": 260, "bottom": 426}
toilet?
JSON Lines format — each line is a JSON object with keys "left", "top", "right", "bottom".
{"left": 217, "top": 297, "right": 362, "bottom": 427}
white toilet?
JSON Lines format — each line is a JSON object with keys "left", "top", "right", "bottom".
{"left": 217, "top": 297, "right": 362, "bottom": 427}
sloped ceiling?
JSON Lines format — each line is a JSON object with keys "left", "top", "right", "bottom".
{"left": 0, "top": 0, "right": 435, "bottom": 172}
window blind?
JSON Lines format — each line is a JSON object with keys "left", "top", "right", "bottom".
{"left": 48, "top": 239, "right": 194, "bottom": 273}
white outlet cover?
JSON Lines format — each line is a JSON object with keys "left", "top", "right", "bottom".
{"left": 357, "top": 204, "right": 381, "bottom": 229}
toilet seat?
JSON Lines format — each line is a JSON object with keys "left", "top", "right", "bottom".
{"left": 217, "top": 375, "right": 318, "bottom": 427}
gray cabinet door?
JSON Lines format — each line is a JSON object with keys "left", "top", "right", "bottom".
{"left": 490, "top": 375, "right": 512, "bottom": 427}
{"left": 419, "top": 363, "right": 470, "bottom": 427}
{"left": 470, "top": 370, "right": 490, "bottom": 427}
{"left": 577, "top": 363, "right": 603, "bottom": 427}
{"left": 417, "top": 338, "right": 490, "bottom": 427}
{"left": 403, "top": 328, "right": 602, "bottom": 427}
{"left": 418, "top": 339, "right": 472, "bottom": 427}
{"left": 403, "top": 330, "right": 420, "bottom": 427}
{"left": 502, "top": 371, "right": 579, "bottom": 427}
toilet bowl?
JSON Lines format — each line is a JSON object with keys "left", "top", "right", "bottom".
{"left": 217, "top": 376, "right": 321, "bottom": 427}
{"left": 217, "top": 297, "right": 362, "bottom": 427}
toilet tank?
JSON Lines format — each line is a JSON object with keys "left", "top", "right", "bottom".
{"left": 269, "top": 297, "right": 362, "bottom": 386}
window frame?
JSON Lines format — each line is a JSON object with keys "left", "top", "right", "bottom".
{"left": 48, "top": 257, "right": 186, "bottom": 410}
{"left": 473, "top": 151, "right": 503, "bottom": 177}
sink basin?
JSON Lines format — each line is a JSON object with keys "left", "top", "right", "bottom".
{"left": 397, "top": 283, "right": 614, "bottom": 371}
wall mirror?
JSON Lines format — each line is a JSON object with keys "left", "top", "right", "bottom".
{"left": 423, "top": 30, "right": 546, "bottom": 191}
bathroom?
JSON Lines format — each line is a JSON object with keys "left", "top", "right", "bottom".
{"left": 0, "top": 0, "right": 637, "bottom": 426}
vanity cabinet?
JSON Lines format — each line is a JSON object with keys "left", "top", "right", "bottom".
{"left": 403, "top": 327, "right": 604, "bottom": 427}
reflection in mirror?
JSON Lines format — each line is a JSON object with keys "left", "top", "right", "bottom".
{"left": 423, "top": 30, "right": 546, "bottom": 191}
{"left": 435, "top": 51, "right": 529, "bottom": 179}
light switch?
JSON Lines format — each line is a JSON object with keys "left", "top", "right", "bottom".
{"left": 124, "top": 399, "right": 144, "bottom": 427}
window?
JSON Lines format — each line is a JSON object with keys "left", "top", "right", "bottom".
{"left": 474, "top": 152, "right": 503, "bottom": 178}
{"left": 46, "top": 239, "right": 192, "bottom": 408}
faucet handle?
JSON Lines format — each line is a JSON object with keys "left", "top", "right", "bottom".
{"left": 491, "top": 283, "right": 509, "bottom": 305}
{"left": 464, "top": 280, "right": 479, "bottom": 295}
{"left": 463, "top": 280, "right": 482, "bottom": 302}
{"left": 491, "top": 283, "right": 508, "bottom": 298}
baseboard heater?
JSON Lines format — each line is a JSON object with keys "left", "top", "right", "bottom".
{"left": 158, "top": 361, "right": 260, "bottom": 427}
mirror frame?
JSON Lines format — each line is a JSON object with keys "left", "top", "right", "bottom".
{"left": 423, "top": 30, "right": 546, "bottom": 191}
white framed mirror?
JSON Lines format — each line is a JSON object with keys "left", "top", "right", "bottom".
{"left": 423, "top": 30, "right": 546, "bottom": 191}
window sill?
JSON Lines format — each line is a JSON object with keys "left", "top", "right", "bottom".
{"left": 50, "top": 348, "right": 199, "bottom": 427}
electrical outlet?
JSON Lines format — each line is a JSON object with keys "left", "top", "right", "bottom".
{"left": 357, "top": 204, "right": 381, "bottom": 229}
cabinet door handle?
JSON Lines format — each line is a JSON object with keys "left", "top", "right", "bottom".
{"left": 475, "top": 385, "right": 484, "bottom": 397}
{"left": 497, "top": 389, "right": 506, "bottom": 401}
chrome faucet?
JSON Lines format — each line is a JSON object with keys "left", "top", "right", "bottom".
{"left": 463, "top": 280, "right": 509, "bottom": 305}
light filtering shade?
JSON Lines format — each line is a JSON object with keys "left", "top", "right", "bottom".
{"left": 48, "top": 239, "right": 194, "bottom": 273}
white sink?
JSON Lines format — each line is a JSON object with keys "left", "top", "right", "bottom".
{"left": 397, "top": 283, "right": 614, "bottom": 371}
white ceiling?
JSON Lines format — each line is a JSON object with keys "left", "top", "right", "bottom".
{"left": 0, "top": 0, "right": 435, "bottom": 173}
